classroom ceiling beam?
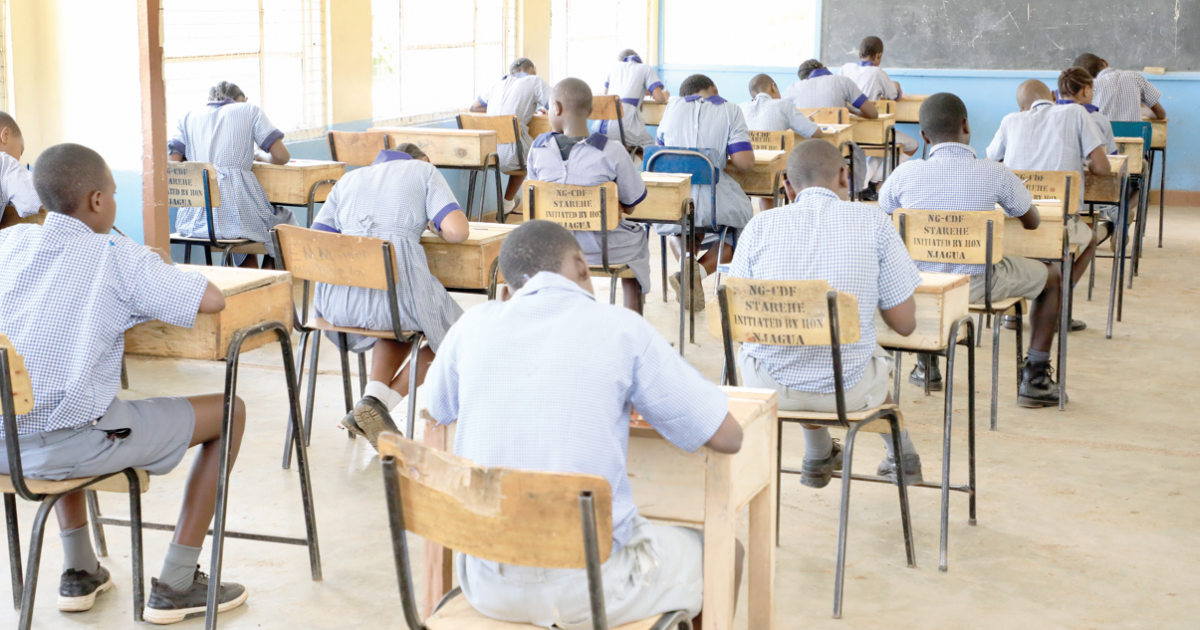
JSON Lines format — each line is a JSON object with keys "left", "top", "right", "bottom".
{"left": 138, "top": 0, "right": 169, "bottom": 249}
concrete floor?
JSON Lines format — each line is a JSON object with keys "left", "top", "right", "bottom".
{"left": 5, "top": 208, "right": 1199, "bottom": 629}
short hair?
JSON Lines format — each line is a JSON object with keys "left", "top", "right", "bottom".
{"left": 1073, "top": 53, "right": 1105, "bottom": 77}
{"left": 552, "top": 78, "right": 594, "bottom": 116}
{"left": 208, "top": 81, "right": 245, "bottom": 102}
{"left": 748, "top": 73, "right": 776, "bottom": 97}
{"left": 1058, "top": 67, "right": 1094, "bottom": 98}
{"left": 510, "top": 58, "right": 536, "bottom": 74}
{"left": 392, "top": 142, "right": 428, "bottom": 161}
{"left": 919, "top": 93, "right": 969, "bottom": 141}
{"left": 0, "top": 111, "right": 21, "bottom": 138}
{"left": 786, "top": 139, "right": 845, "bottom": 191}
{"left": 498, "top": 220, "right": 583, "bottom": 290}
{"left": 33, "top": 143, "right": 111, "bottom": 215}
{"left": 797, "top": 59, "right": 825, "bottom": 80}
{"left": 618, "top": 49, "right": 639, "bottom": 60}
{"left": 679, "top": 74, "right": 715, "bottom": 97}
{"left": 859, "top": 36, "right": 884, "bottom": 59}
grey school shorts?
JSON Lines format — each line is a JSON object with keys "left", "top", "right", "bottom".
{"left": 0, "top": 397, "right": 195, "bottom": 481}
{"left": 1067, "top": 214, "right": 1095, "bottom": 248}
{"left": 738, "top": 345, "right": 892, "bottom": 413}
{"left": 969, "top": 256, "right": 1050, "bottom": 304}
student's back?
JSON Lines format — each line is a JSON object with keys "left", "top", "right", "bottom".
{"left": 783, "top": 69, "right": 868, "bottom": 111}
{"left": 841, "top": 61, "right": 899, "bottom": 100}
{"left": 1093, "top": 68, "right": 1161, "bottom": 122}
{"left": 656, "top": 93, "right": 754, "bottom": 228}
{"left": 986, "top": 99, "right": 1104, "bottom": 210}
{"left": 740, "top": 94, "right": 821, "bottom": 137}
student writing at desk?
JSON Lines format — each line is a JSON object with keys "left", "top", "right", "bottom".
{"left": 469, "top": 58, "right": 553, "bottom": 217}
{"left": 311, "top": 143, "right": 469, "bottom": 449}
{"left": 168, "top": 81, "right": 295, "bottom": 268}
{"left": 423, "top": 220, "right": 745, "bottom": 629}
{"left": 1057, "top": 67, "right": 1122, "bottom": 244}
{"left": 986, "top": 79, "right": 1109, "bottom": 332}
{"left": 780, "top": 60, "right": 873, "bottom": 198}
{"left": 655, "top": 74, "right": 755, "bottom": 312}
{"left": 839, "top": 37, "right": 920, "bottom": 186}
{"left": 528, "top": 78, "right": 650, "bottom": 312}
{"left": 730, "top": 140, "right": 926, "bottom": 486}
{"left": 879, "top": 93, "right": 1065, "bottom": 408}
{"left": 739, "top": 73, "right": 823, "bottom": 212}
{"left": 0, "top": 144, "right": 248, "bottom": 624}
{"left": 1073, "top": 53, "right": 1167, "bottom": 122}
{"left": 593, "top": 49, "right": 669, "bottom": 153}
{"left": 0, "top": 111, "right": 43, "bottom": 219}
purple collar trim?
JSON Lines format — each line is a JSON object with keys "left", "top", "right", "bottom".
{"left": 373, "top": 150, "right": 413, "bottom": 165}
{"left": 684, "top": 95, "right": 701, "bottom": 102}
{"left": 857, "top": 60, "right": 874, "bottom": 67}
{"left": 1057, "top": 98, "right": 1100, "bottom": 113}
{"left": 208, "top": 98, "right": 237, "bottom": 107}
{"left": 504, "top": 72, "right": 530, "bottom": 80}
{"left": 684, "top": 95, "right": 725, "bottom": 104}
{"left": 623, "top": 55, "right": 642, "bottom": 64}
{"left": 808, "top": 68, "right": 832, "bottom": 79}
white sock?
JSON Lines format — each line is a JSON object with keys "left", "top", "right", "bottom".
{"left": 364, "top": 380, "right": 403, "bottom": 411}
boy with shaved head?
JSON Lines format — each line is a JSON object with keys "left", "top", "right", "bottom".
{"left": 527, "top": 77, "right": 650, "bottom": 311}
{"left": 0, "top": 144, "right": 250, "bottom": 623}
{"left": 839, "top": 36, "right": 921, "bottom": 186}
{"left": 0, "top": 111, "right": 43, "bottom": 219}
{"left": 739, "top": 74, "right": 825, "bottom": 212}
{"left": 729, "top": 140, "right": 927, "bottom": 487}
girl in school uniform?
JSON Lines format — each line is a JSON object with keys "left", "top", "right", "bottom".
{"left": 470, "top": 58, "right": 553, "bottom": 216}
{"left": 311, "top": 143, "right": 469, "bottom": 449}
{"left": 780, "top": 60, "right": 873, "bottom": 197}
{"left": 1057, "top": 66, "right": 1120, "bottom": 241}
{"left": 593, "top": 49, "right": 669, "bottom": 151}
{"left": 168, "top": 81, "right": 296, "bottom": 268}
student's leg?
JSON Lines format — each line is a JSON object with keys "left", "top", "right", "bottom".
{"left": 387, "top": 343, "right": 435, "bottom": 398}
{"left": 55, "top": 491, "right": 100, "bottom": 575}
{"left": 757, "top": 197, "right": 775, "bottom": 213}
{"left": 171, "top": 394, "right": 246, "bottom": 548}
{"left": 1073, "top": 229, "right": 1099, "bottom": 287}
{"left": 669, "top": 235, "right": 733, "bottom": 277}
{"left": 1028, "top": 262, "right": 1063, "bottom": 355}
{"left": 504, "top": 173, "right": 525, "bottom": 202}
{"left": 621, "top": 278, "right": 641, "bottom": 311}
{"left": 236, "top": 255, "right": 259, "bottom": 269}
{"left": 260, "top": 255, "right": 277, "bottom": 270}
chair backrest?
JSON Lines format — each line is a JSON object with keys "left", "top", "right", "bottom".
{"left": 379, "top": 433, "right": 613, "bottom": 567}
{"left": 749, "top": 129, "right": 796, "bottom": 152}
{"left": 525, "top": 180, "right": 621, "bottom": 232}
{"left": 271, "top": 224, "right": 397, "bottom": 290}
{"left": 0, "top": 334, "right": 35, "bottom": 418}
{"left": 643, "top": 146, "right": 718, "bottom": 186}
{"left": 166, "top": 162, "right": 221, "bottom": 209}
{"left": 708, "top": 278, "right": 861, "bottom": 347}
{"left": 1011, "top": 170, "right": 1076, "bottom": 217}
{"left": 457, "top": 114, "right": 521, "bottom": 145}
{"left": 327, "top": 130, "right": 391, "bottom": 167}
{"left": 1111, "top": 121, "right": 1152, "bottom": 156}
{"left": 891, "top": 209, "right": 1005, "bottom": 264}
{"left": 799, "top": 107, "right": 849, "bottom": 124}
{"left": 871, "top": 100, "right": 896, "bottom": 114}
{"left": 590, "top": 95, "right": 623, "bottom": 121}
{"left": 1, "top": 334, "right": 38, "bottom": 500}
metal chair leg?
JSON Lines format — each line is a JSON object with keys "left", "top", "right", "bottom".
{"left": 609, "top": 271, "right": 618, "bottom": 305}
{"left": 5, "top": 493, "right": 20, "bottom": 609}
{"left": 18, "top": 494, "right": 65, "bottom": 630}
{"left": 967, "top": 329, "right": 978, "bottom": 526}
{"left": 465, "top": 171, "right": 477, "bottom": 221}
{"left": 1015, "top": 302, "right": 1025, "bottom": 388}
{"left": 975, "top": 313, "right": 984, "bottom": 347}
{"left": 940, "top": 342, "right": 956, "bottom": 572}
{"left": 405, "top": 335, "right": 424, "bottom": 440}
{"left": 337, "top": 333, "right": 355, "bottom": 439}
{"left": 775, "top": 417, "right": 783, "bottom": 547}
{"left": 282, "top": 329, "right": 311, "bottom": 469}
{"left": 892, "top": 350, "right": 902, "bottom": 405}
{"left": 990, "top": 314, "right": 1001, "bottom": 431}
{"left": 183, "top": 243, "right": 193, "bottom": 265}
{"left": 831, "top": 423, "right": 859, "bottom": 619}
{"left": 888, "top": 414, "right": 917, "bottom": 569}
{"left": 358, "top": 352, "right": 368, "bottom": 399}
{"left": 86, "top": 490, "right": 108, "bottom": 557}
{"left": 660, "top": 233, "right": 668, "bottom": 303}
{"left": 1157, "top": 147, "right": 1166, "bottom": 248}
{"left": 303, "top": 331, "right": 322, "bottom": 446}
{"left": 124, "top": 469, "right": 146, "bottom": 622}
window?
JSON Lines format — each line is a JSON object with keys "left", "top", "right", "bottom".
{"left": 372, "top": 0, "right": 513, "bottom": 123}
{"left": 549, "top": 0, "right": 651, "bottom": 93}
{"left": 163, "top": 0, "right": 327, "bottom": 136}
{"left": 0, "top": 0, "right": 8, "bottom": 112}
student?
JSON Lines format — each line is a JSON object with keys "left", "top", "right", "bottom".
{"left": 0, "top": 111, "right": 42, "bottom": 218}
{"left": 782, "top": 59, "right": 879, "bottom": 119}
{"left": 986, "top": 79, "right": 1109, "bottom": 332}
{"left": 594, "top": 49, "right": 669, "bottom": 151}
{"left": 169, "top": 81, "right": 294, "bottom": 268}
{"left": 0, "top": 143, "right": 247, "bottom": 624}
{"left": 311, "top": 143, "right": 469, "bottom": 449}
{"left": 1073, "top": 53, "right": 1167, "bottom": 122}
{"left": 740, "top": 74, "right": 825, "bottom": 212}
{"left": 470, "top": 58, "right": 553, "bottom": 216}
{"left": 839, "top": 37, "right": 920, "bottom": 185}
{"left": 879, "top": 93, "right": 1065, "bottom": 408}
{"left": 1057, "top": 68, "right": 1119, "bottom": 156}
{"left": 731, "top": 140, "right": 925, "bottom": 486}
{"left": 654, "top": 74, "right": 755, "bottom": 311}
{"left": 529, "top": 78, "right": 650, "bottom": 312}
{"left": 424, "top": 219, "right": 745, "bottom": 629}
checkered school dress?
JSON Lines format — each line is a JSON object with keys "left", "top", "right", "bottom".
{"left": 1, "top": 153, "right": 41, "bottom": 218}
{"left": 739, "top": 93, "right": 821, "bottom": 138}
{"left": 591, "top": 56, "right": 663, "bottom": 148}
{"left": 478, "top": 73, "right": 553, "bottom": 173}
{"left": 782, "top": 70, "right": 869, "bottom": 110}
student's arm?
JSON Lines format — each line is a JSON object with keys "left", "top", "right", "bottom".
{"left": 1018, "top": 208, "right": 1041, "bottom": 230}
{"left": 705, "top": 414, "right": 744, "bottom": 453}
{"left": 434, "top": 210, "right": 470, "bottom": 243}
{"left": 995, "top": 169, "right": 1040, "bottom": 230}
{"left": 469, "top": 100, "right": 488, "bottom": 113}
{"left": 787, "top": 105, "right": 823, "bottom": 139}
{"left": 845, "top": 79, "right": 877, "bottom": 119}
{"left": 168, "top": 118, "right": 187, "bottom": 162}
{"left": 4, "top": 159, "right": 42, "bottom": 218}
{"left": 880, "top": 298, "right": 917, "bottom": 336}
{"left": 260, "top": 140, "right": 290, "bottom": 165}
{"left": 199, "top": 280, "right": 226, "bottom": 313}
{"left": 423, "top": 165, "right": 470, "bottom": 243}
{"left": 877, "top": 216, "right": 923, "bottom": 336}
{"left": 1150, "top": 103, "right": 1167, "bottom": 120}
{"left": 855, "top": 99, "right": 879, "bottom": 119}
{"left": 986, "top": 118, "right": 1008, "bottom": 161}
{"left": 729, "top": 149, "right": 755, "bottom": 173}
{"left": 646, "top": 68, "right": 668, "bottom": 104}
{"left": 727, "top": 106, "right": 756, "bottom": 173}
{"left": 611, "top": 145, "right": 648, "bottom": 214}
{"left": 1087, "top": 145, "right": 1111, "bottom": 175}
{"left": 251, "top": 105, "right": 289, "bottom": 165}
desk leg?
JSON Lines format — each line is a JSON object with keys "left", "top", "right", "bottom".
{"left": 747, "top": 421, "right": 778, "bottom": 629}
{"left": 702, "top": 454, "right": 736, "bottom": 630}
{"left": 422, "top": 421, "right": 454, "bottom": 618}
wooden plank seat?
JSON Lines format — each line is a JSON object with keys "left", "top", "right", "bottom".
{"left": 309, "top": 317, "right": 416, "bottom": 340}
{"left": 169, "top": 234, "right": 268, "bottom": 256}
{"left": 0, "top": 469, "right": 150, "bottom": 495}
{"left": 969, "top": 297, "right": 1025, "bottom": 314}
{"left": 778, "top": 404, "right": 904, "bottom": 435}
{"left": 426, "top": 590, "right": 672, "bottom": 630}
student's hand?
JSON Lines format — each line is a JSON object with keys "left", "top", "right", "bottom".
{"left": 620, "top": 203, "right": 636, "bottom": 215}
{"left": 254, "top": 149, "right": 272, "bottom": 163}
{"left": 705, "top": 412, "right": 744, "bottom": 454}
{"left": 147, "top": 246, "right": 173, "bottom": 265}
{"left": 662, "top": 90, "right": 670, "bottom": 99}
{"left": 427, "top": 220, "right": 440, "bottom": 235}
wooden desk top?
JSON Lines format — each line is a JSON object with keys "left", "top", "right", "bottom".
{"left": 630, "top": 387, "right": 776, "bottom": 440}
{"left": 251, "top": 159, "right": 343, "bottom": 173}
{"left": 181, "top": 265, "right": 291, "bottom": 296}
{"left": 641, "top": 172, "right": 692, "bottom": 187}
{"left": 630, "top": 173, "right": 692, "bottom": 222}
{"left": 913, "top": 271, "right": 970, "bottom": 294}
{"left": 419, "top": 222, "right": 516, "bottom": 246}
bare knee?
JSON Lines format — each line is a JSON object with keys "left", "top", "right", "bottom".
{"left": 230, "top": 395, "right": 247, "bottom": 436}
{"left": 1044, "top": 263, "right": 1063, "bottom": 289}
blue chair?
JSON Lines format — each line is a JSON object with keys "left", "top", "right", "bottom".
{"left": 1110, "top": 121, "right": 1153, "bottom": 281}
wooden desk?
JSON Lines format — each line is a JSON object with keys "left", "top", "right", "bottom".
{"left": 252, "top": 159, "right": 344, "bottom": 205}
{"left": 874, "top": 272, "right": 969, "bottom": 350}
{"left": 420, "top": 387, "right": 779, "bottom": 630}
{"left": 894, "top": 94, "right": 928, "bottom": 123}
{"left": 1115, "top": 137, "right": 1144, "bottom": 174}
{"left": 749, "top": 129, "right": 797, "bottom": 152}
{"left": 0, "top": 205, "right": 46, "bottom": 229}
{"left": 641, "top": 98, "right": 667, "bottom": 126}
{"left": 1142, "top": 117, "right": 1168, "bottom": 149}
{"left": 1085, "top": 155, "right": 1129, "bottom": 203}
{"left": 370, "top": 127, "right": 499, "bottom": 167}
{"left": 1004, "top": 202, "right": 1075, "bottom": 259}
{"left": 125, "top": 266, "right": 293, "bottom": 360}
{"left": 848, "top": 113, "right": 897, "bottom": 145}
{"left": 420, "top": 223, "right": 514, "bottom": 291}
{"left": 633, "top": 173, "right": 692, "bottom": 221}
{"left": 528, "top": 114, "right": 551, "bottom": 139}
{"left": 724, "top": 150, "right": 786, "bottom": 197}
{"left": 800, "top": 124, "right": 855, "bottom": 149}
{"left": 870, "top": 100, "right": 895, "bottom": 115}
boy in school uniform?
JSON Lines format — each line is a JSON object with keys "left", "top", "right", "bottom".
{"left": 731, "top": 140, "right": 926, "bottom": 486}
{"left": 0, "top": 144, "right": 249, "bottom": 624}
{"left": 424, "top": 219, "right": 745, "bottom": 629}
{"left": 594, "top": 49, "right": 669, "bottom": 151}
{"left": 879, "top": 93, "right": 1066, "bottom": 408}
{"left": 528, "top": 78, "right": 651, "bottom": 312}
{"left": 654, "top": 74, "right": 755, "bottom": 311}
{"left": 782, "top": 59, "right": 879, "bottom": 119}
{"left": 470, "top": 58, "right": 553, "bottom": 216}
{"left": 987, "top": 79, "right": 1110, "bottom": 332}
{"left": 839, "top": 37, "right": 921, "bottom": 186}
{"left": 0, "top": 111, "right": 43, "bottom": 219}
{"left": 739, "top": 74, "right": 824, "bottom": 212}
{"left": 1073, "top": 53, "right": 1167, "bottom": 122}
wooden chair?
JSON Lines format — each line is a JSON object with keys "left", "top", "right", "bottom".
{"left": 457, "top": 114, "right": 525, "bottom": 224}
{"left": 167, "top": 162, "right": 268, "bottom": 266}
{"left": 590, "top": 95, "right": 632, "bottom": 153}
{"left": 327, "top": 130, "right": 392, "bottom": 167}
{"left": 525, "top": 180, "right": 641, "bottom": 311}
{"left": 378, "top": 432, "right": 694, "bottom": 630}
{"left": 748, "top": 129, "right": 797, "bottom": 153}
{"left": 0, "top": 205, "right": 46, "bottom": 230}
{"left": 711, "top": 278, "right": 914, "bottom": 619}
{"left": 893, "top": 209, "right": 1023, "bottom": 430}
{"left": 271, "top": 224, "right": 425, "bottom": 465}
{"left": 0, "top": 335, "right": 151, "bottom": 629}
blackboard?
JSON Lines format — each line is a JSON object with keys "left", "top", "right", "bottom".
{"left": 822, "top": 1, "right": 1200, "bottom": 72}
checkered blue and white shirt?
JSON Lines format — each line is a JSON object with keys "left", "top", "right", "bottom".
{"left": 729, "top": 187, "right": 921, "bottom": 393}
{"left": 878, "top": 143, "right": 1032, "bottom": 276}
{"left": 424, "top": 271, "right": 729, "bottom": 551}
{"left": 1093, "top": 68, "right": 1162, "bottom": 122}
{"left": 986, "top": 100, "right": 1105, "bottom": 210}
{"left": 739, "top": 93, "right": 821, "bottom": 138}
{"left": 781, "top": 70, "right": 869, "bottom": 110}
{"left": 1, "top": 153, "right": 41, "bottom": 218}
{"left": 0, "top": 213, "right": 208, "bottom": 436}
{"left": 840, "top": 61, "right": 901, "bottom": 100}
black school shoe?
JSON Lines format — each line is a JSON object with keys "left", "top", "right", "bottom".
{"left": 877, "top": 453, "right": 924, "bottom": 486}
{"left": 341, "top": 395, "right": 399, "bottom": 450}
{"left": 800, "top": 441, "right": 843, "bottom": 489}
{"left": 58, "top": 565, "right": 113, "bottom": 612}
{"left": 859, "top": 182, "right": 880, "bottom": 201}
{"left": 908, "top": 356, "right": 943, "bottom": 391}
{"left": 1017, "top": 361, "right": 1063, "bottom": 408}
{"left": 144, "top": 567, "right": 247, "bottom": 625}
